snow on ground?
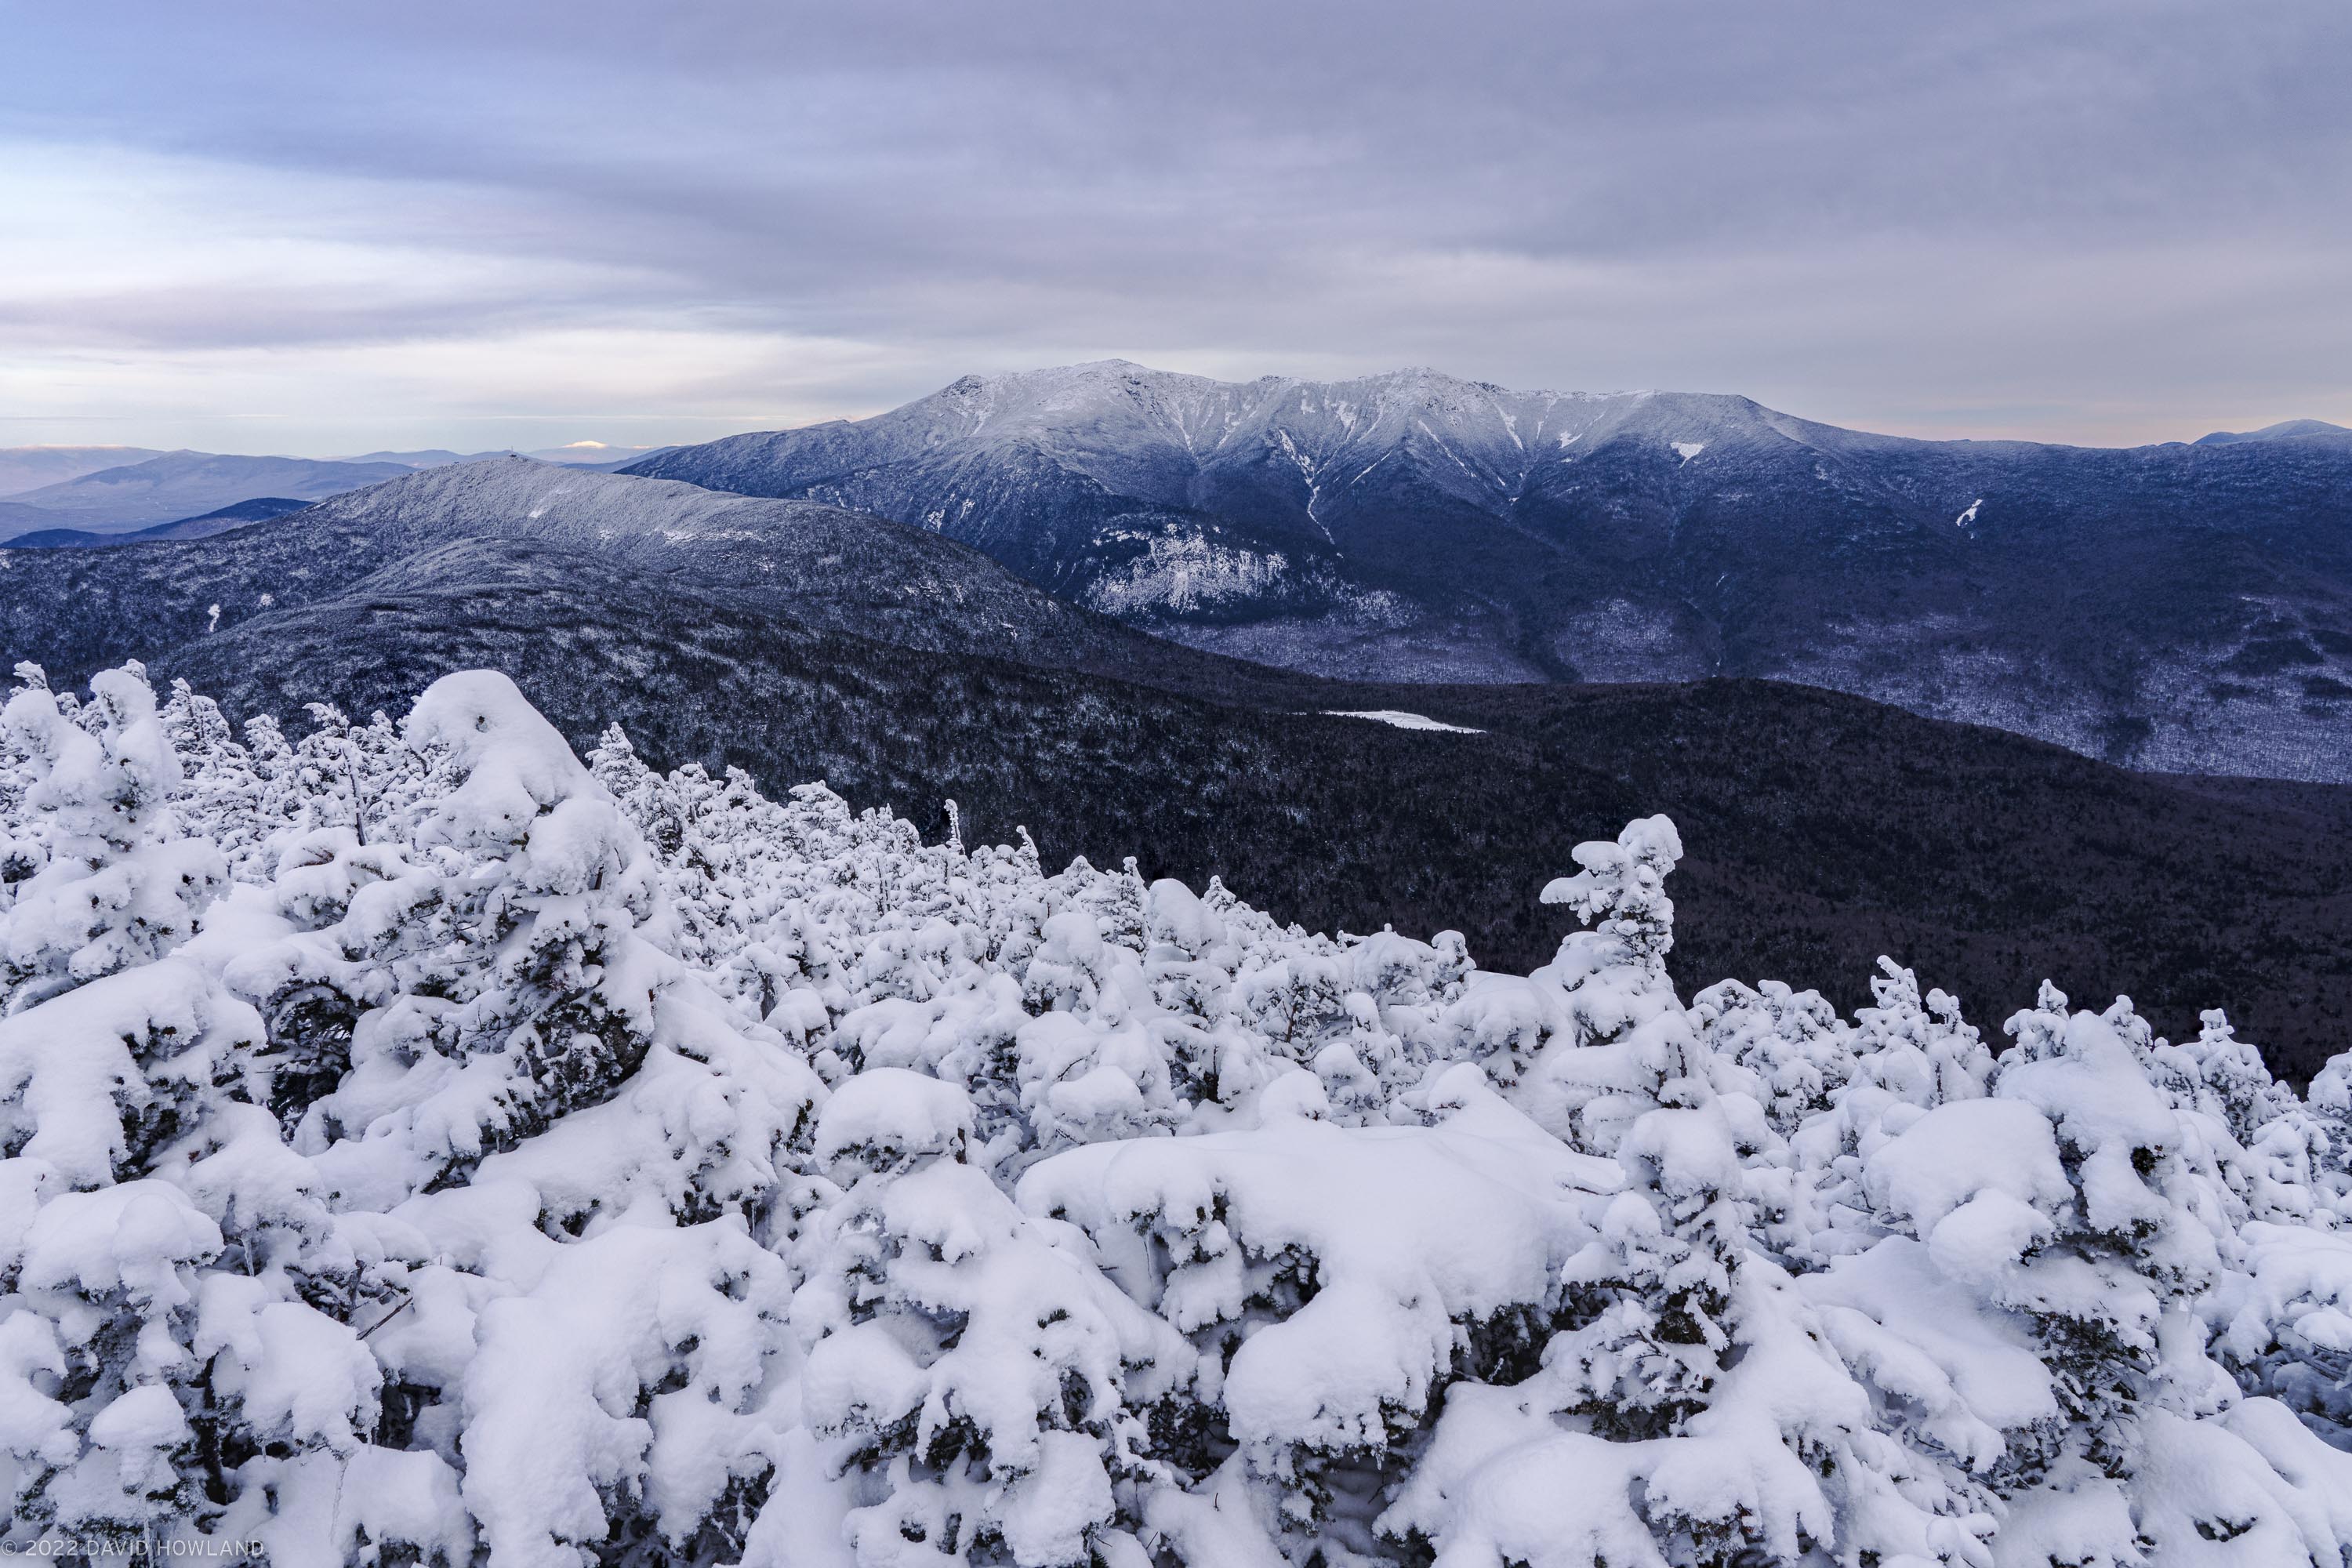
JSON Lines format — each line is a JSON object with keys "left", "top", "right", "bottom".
{"left": 1318, "top": 708, "right": 1486, "bottom": 733}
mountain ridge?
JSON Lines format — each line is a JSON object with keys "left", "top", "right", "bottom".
{"left": 0, "top": 496, "right": 310, "bottom": 550}
{"left": 629, "top": 362, "right": 2352, "bottom": 781}
{"left": 2194, "top": 418, "right": 2352, "bottom": 445}
{"left": 0, "top": 444, "right": 173, "bottom": 497}
{"left": 0, "top": 457, "right": 1309, "bottom": 705}
{"left": 0, "top": 450, "right": 417, "bottom": 535}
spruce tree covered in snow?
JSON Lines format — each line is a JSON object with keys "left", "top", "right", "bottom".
{"left": 1521, "top": 815, "right": 1712, "bottom": 1155}
{"left": 1693, "top": 976, "right": 1856, "bottom": 1134}
{"left": 2, "top": 662, "right": 226, "bottom": 1015}
{"left": 789, "top": 1069, "right": 1189, "bottom": 1566}
{"left": 5, "top": 662, "right": 2352, "bottom": 1565}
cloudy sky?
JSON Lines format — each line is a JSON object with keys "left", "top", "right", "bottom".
{"left": 5, "top": 0, "right": 2348, "bottom": 453}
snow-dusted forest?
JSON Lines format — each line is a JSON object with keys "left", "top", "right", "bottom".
{"left": 7, "top": 661, "right": 2352, "bottom": 1568}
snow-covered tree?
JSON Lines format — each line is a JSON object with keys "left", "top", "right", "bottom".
{"left": 1693, "top": 976, "right": 1855, "bottom": 1134}
{"left": 2, "top": 665, "right": 225, "bottom": 1015}
{"left": 1517, "top": 815, "right": 1711, "bottom": 1154}
{"left": 790, "top": 1069, "right": 1189, "bottom": 1566}
{"left": 1849, "top": 956, "right": 1993, "bottom": 1110}
{"left": 4, "top": 664, "right": 2348, "bottom": 1566}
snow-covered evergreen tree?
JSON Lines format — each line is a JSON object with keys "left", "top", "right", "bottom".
{"left": 1693, "top": 976, "right": 1856, "bottom": 1134}
{"left": 1517, "top": 815, "right": 1712, "bottom": 1154}
{"left": 2, "top": 663, "right": 2348, "bottom": 1566}
{"left": 2, "top": 665, "right": 226, "bottom": 1015}
{"left": 790, "top": 1069, "right": 1189, "bottom": 1566}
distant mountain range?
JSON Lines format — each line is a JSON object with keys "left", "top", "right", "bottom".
{"left": 0, "top": 451, "right": 415, "bottom": 535}
{"left": 2194, "top": 419, "right": 2352, "bottom": 445}
{"left": 0, "top": 445, "right": 172, "bottom": 496}
{"left": 0, "top": 441, "right": 673, "bottom": 539}
{"left": 330, "top": 442, "right": 673, "bottom": 469}
{"left": 628, "top": 361, "right": 2352, "bottom": 781}
{"left": 3, "top": 457, "right": 2349, "bottom": 1071}
{"left": 0, "top": 496, "right": 310, "bottom": 550}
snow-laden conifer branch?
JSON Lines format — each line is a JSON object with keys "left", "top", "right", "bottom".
{"left": 3, "top": 663, "right": 2351, "bottom": 1566}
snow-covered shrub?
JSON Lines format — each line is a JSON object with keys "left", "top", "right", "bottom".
{"left": 1022, "top": 1065, "right": 1607, "bottom": 1555}
{"left": 2, "top": 662, "right": 2347, "bottom": 1565}
{"left": 791, "top": 1070, "right": 1189, "bottom": 1566}
{"left": 2, "top": 664, "right": 225, "bottom": 1014}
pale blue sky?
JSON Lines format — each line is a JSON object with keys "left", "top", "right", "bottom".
{"left": 4, "top": 0, "right": 2348, "bottom": 452}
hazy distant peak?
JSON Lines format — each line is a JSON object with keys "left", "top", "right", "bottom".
{"left": 2, "top": 443, "right": 165, "bottom": 455}
{"left": 331, "top": 448, "right": 488, "bottom": 467}
{"left": 0, "top": 449, "right": 418, "bottom": 531}
{"left": 331, "top": 442, "right": 672, "bottom": 469}
{"left": 2192, "top": 418, "right": 2352, "bottom": 445}
{"left": 0, "top": 444, "right": 175, "bottom": 499}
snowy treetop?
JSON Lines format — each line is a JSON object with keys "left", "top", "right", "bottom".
{"left": 2, "top": 662, "right": 2350, "bottom": 1566}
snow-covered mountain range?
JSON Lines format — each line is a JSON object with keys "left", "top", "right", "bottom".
{"left": 630, "top": 362, "right": 2352, "bottom": 781}
{"left": 0, "top": 458, "right": 1255, "bottom": 686}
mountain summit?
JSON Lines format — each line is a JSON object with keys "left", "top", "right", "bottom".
{"left": 630, "top": 362, "right": 2352, "bottom": 781}
{"left": 2192, "top": 418, "right": 2352, "bottom": 445}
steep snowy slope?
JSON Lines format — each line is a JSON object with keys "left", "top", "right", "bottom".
{"left": 633, "top": 362, "right": 2352, "bottom": 779}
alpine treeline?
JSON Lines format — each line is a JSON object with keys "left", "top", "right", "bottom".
{"left": 4, "top": 662, "right": 2352, "bottom": 1566}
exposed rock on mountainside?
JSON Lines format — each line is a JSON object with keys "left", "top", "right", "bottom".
{"left": 631, "top": 361, "right": 2352, "bottom": 779}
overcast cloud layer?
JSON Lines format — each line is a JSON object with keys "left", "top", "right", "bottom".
{"left": 5, "top": 0, "right": 2349, "bottom": 453}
